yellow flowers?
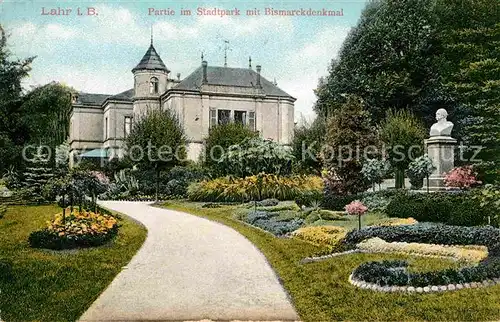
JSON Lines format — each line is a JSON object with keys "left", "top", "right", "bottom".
{"left": 46, "top": 210, "right": 118, "bottom": 237}
{"left": 374, "top": 217, "right": 418, "bottom": 227}
{"left": 292, "top": 225, "right": 347, "bottom": 249}
{"left": 357, "top": 237, "right": 488, "bottom": 263}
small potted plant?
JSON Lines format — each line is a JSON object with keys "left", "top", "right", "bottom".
{"left": 345, "top": 200, "right": 368, "bottom": 230}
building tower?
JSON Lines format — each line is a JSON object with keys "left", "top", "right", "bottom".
{"left": 132, "top": 38, "right": 171, "bottom": 116}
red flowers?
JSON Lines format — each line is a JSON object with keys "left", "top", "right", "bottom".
{"left": 444, "top": 165, "right": 481, "bottom": 189}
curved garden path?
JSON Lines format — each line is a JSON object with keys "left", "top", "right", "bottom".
{"left": 79, "top": 201, "right": 299, "bottom": 321}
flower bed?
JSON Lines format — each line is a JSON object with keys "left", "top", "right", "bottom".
{"left": 29, "top": 210, "right": 119, "bottom": 250}
{"left": 187, "top": 174, "right": 323, "bottom": 202}
{"left": 242, "top": 210, "right": 304, "bottom": 236}
{"left": 357, "top": 237, "right": 488, "bottom": 263}
{"left": 291, "top": 225, "right": 346, "bottom": 249}
{"left": 341, "top": 224, "right": 500, "bottom": 292}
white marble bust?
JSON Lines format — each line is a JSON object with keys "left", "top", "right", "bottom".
{"left": 430, "top": 108, "right": 453, "bottom": 137}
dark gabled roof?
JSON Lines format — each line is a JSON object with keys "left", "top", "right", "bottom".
{"left": 77, "top": 93, "right": 112, "bottom": 106}
{"left": 132, "top": 44, "right": 170, "bottom": 73}
{"left": 174, "top": 66, "right": 294, "bottom": 99}
{"left": 109, "top": 88, "right": 134, "bottom": 102}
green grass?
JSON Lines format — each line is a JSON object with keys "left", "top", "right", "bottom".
{"left": 309, "top": 211, "right": 389, "bottom": 230}
{"left": 0, "top": 205, "right": 147, "bottom": 322}
{"left": 161, "top": 200, "right": 500, "bottom": 322}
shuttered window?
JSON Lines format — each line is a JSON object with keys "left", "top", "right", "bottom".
{"left": 209, "top": 108, "right": 217, "bottom": 128}
{"left": 248, "top": 111, "right": 255, "bottom": 130}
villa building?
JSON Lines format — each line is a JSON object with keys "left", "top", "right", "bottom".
{"left": 69, "top": 40, "right": 296, "bottom": 165}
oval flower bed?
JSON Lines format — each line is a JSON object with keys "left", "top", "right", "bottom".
{"left": 29, "top": 210, "right": 119, "bottom": 250}
{"left": 342, "top": 224, "right": 500, "bottom": 293}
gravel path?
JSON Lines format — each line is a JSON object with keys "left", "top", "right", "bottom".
{"left": 79, "top": 201, "right": 299, "bottom": 321}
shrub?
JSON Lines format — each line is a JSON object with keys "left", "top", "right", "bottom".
{"left": 444, "top": 165, "right": 482, "bottom": 189}
{"left": 201, "top": 202, "right": 222, "bottom": 208}
{"left": 29, "top": 210, "right": 119, "bottom": 250}
{"left": 295, "top": 189, "right": 323, "bottom": 208}
{"left": 292, "top": 225, "right": 347, "bottom": 249}
{"left": 256, "top": 198, "right": 279, "bottom": 207}
{"left": 322, "top": 194, "right": 359, "bottom": 211}
{"left": 252, "top": 218, "right": 304, "bottom": 236}
{"left": 406, "top": 155, "right": 434, "bottom": 189}
{"left": 360, "top": 194, "right": 391, "bottom": 212}
{"left": 203, "top": 122, "right": 258, "bottom": 171}
{"left": 219, "top": 137, "right": 294, "bottom": 177}
{"left": 292, "top": 117, "right": 325, "bottom": 175}
{"left": 385, "top": 190, "right": 487, "bottom": 226}
{"left": 245, "top": 210, "right": 274, "bottom": 224}
{"left": 187, "top": 174, "right": 323, "bottom": 202}
{"left": 473, "top": 184, "right": 500, "bottom": 226}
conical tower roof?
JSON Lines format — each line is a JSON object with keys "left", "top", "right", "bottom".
{"left": 132, "top": 44, "right": 170, "bottom": 73}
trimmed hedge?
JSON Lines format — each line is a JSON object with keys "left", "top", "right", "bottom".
{"left": 385, "top": 190, "right": 487, "bottom": 226}
{"left": 343, "top": 224, "right": 500, "bottom": 288}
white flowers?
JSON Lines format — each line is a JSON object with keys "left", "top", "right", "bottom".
{"left": 356, "top": 237, "right": 488, "bottom": 263}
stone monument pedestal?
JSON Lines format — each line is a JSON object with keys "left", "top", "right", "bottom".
{"left": 425, "top": 136, "right": 457, "bottom": 191}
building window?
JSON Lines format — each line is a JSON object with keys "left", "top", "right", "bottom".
{"left": 218, "top": 109, "right": 231, "bottom": 125}
{"left": 234, "top": 111, "right": 247, "bottom": 125}
{"left": 124, "top": 116, "right": 132, "bottom": 136}
{"left": 105, "top": 117, "right": 108, "bottom": 139}
{"left": 248, "top": 111, "right": 255, "bottom": 130}
{"left": 150, "top": 77, "right": 159, "bottom": 94}
{"left": 209, "top": 108, "right": 217, "bottom": 128}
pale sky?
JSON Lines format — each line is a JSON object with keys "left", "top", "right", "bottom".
{"left": 1, "top": 0, "right": 368, "bottom": 121}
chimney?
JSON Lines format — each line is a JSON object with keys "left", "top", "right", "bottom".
{"left": 256, "top": 65, "right": 261, "bottom": 87}
{"left": 202, "top": 60, "right": 208, "bottom": 84}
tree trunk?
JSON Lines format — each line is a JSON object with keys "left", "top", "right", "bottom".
{"left": 358, "top": 214, "right": 362, "bottom": 230}
{"left": 155, "top": 168, "right": 159, "bottom": 202}
{"left": 395, "top": 169, "right": 404, "bottom": 189}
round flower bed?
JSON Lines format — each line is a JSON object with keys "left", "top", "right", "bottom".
{"left": 342, "top": 224, "right": 500, "bottom": 292}
{"left": 29, "top": 210, "right": 119, "bottom": 250}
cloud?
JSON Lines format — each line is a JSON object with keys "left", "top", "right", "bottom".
{"left": 276, "top": 26, "right": 351, "bottom": 122}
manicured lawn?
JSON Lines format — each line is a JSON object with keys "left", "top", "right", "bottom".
{"left": 161, "top": 200, "right": 500, "bottom": 322}
{"left": 0, "top": 204, "right": 147, "bottom": 322}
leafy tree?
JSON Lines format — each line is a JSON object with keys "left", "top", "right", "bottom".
{"left": 20, "top": 82, "right": 73, "bottom": 147}
{"left": 219, "top": 137, "right": 294, "bottom": 177}
{"left": 203, "top": 122, "right": 258, "bottom": 173}
{"left": 321, "top": 95, "right": 378, "bottom": 195}
{"left": 292, "top": 117, "right": 326, "bottom": 175}
{"left": 361, "top": 159, "right": 390, "bottom": 191}
{"left": 379, "top": 110, "right": 426, "bottom": 188}
{"left": 314, "top": 0, "right": 451, "bottom": 128}
{"left": 125, "top": 109, "right": 186, "bottom": 200}
{"left": 0, "top": 24, "right": 35, "bottom": 174}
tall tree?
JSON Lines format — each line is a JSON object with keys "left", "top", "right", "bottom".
{"left": 321, "top": 95, "right": 378, "bottom": 195}
{"left": 437, "top": 0, "right": 500, "bottom": 182}
{"left": 125, "top": 109, "right": 186, "bottom": 200}
{"left": 315, "top": 0, "right": 450, "bottom": 128}
{"left": 0, "top": 24, "right": 35, "bottom": 174}
{"left": 379, "top": 109, "right": 426, "bottom": 188}
{"left": 20, "top": 82, "right": 73, "bottom": 147}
